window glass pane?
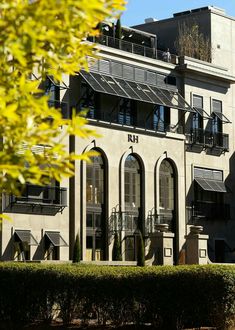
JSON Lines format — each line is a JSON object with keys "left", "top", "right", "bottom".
{"left": 153, "top": 105, "right": 165, "bottom": 131}
{"left": 159, "top": 160, "right": 175, "bottom": 211}
{"left": 212, "top": 99, "right": 222, "bottom": 113}
{"left": 118, "top": 99, "right": 134, "bottom": 126}
{"left": 86, "top": 214, "right": 93, "bottom": 227}
{"left": 95, "top": 237, "right": 102, "bottom": 249}
{"left": 86, "top": 182, "right": 93, "bottom": 203}
{"left": 95, "top": 214, "right": 101, "bottom": 228}
{"left": 193, "top": 95, "right": 203, "bottom": 108}
{"left": 124, "top": 155, "right": 141, "bottom": 210}
{"left": 86, "top": 154, "right": 104, "bottom": 206}
{"left": 86, "top": 236, "right": 93, "bottom": 249}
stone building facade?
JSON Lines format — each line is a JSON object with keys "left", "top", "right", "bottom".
{"left": 1, "top": 6, "right": 235, "bottom": 264}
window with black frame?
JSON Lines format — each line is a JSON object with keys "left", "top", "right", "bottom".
{"left": 193, "top": 167, "right": 229, "bottom": 221}
{"left": 159, "top": 160, "right": 175, "bottom": 228}
{"left": 45, "top": 76, "right": 60, "bottom": 107}
{"left": 80, "top": 81, "right": 100, "bottom": 119}
{"left": 118, "top": 98, "right": 136, "bottom": 126}
{"left": 192, "top": 95, "right": 203, "bottom": 129}
{"left": 159, "top": 159, "right": 176, "bottom": 263}
{"left": 153, "top": 105, "right": 170, "bottom": 132}
{"left": 211, "top": 99, "right": 224, "bottom": 148}
{"left": 159, "top": 160, "right": 174, "bottom": 210}
{"left": 124, "top": 154, "right": 142, "bottom": 261}
{"left": 86, "top": 153, "right": 106, "bottom": 261}
{"left": 212, "top": 99, "right": 222, "bottom": 133}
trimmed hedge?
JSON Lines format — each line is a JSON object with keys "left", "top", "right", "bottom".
{"left": 0, "top": 263, "right": 235, "bottom": 329}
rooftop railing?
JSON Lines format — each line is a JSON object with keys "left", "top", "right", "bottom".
{"left": 88, "top": 35, "right": 178, "bottom": 64}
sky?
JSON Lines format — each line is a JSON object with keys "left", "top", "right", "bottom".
{"left": 121, "top": 0, "right": 235, "bottom": 27}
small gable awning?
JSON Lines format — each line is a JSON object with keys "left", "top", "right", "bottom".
{"left": 195, "top": 178, "right": 227, "bottom": 193}
{"left": 15, "top": 230, "right": 38, "bottom": 246}
{"left": 45, "top": 232, "right": 68, "bottom": 247}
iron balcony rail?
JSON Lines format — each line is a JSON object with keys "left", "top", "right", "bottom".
{"left": 146, "top": 213, "right": 174, "bottom": 234}
{"left": 109, "top": 210, "right": 139, "bottom": 233}
{"left": 188, "top": 201, "right": 230, "bottom": 223}
{"left": 84, "top": 107, "right": 183, "bottom": 134}
{"left": 190, "top": 128, "right": 229, "bottom": 151}
{"left": 9, "top": 184, "right": 67, "bottom": 207}
{"left": 88, "top": 35, "right": 178, "bottom": 64}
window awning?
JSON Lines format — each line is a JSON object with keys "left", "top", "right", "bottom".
{"left": 80, "top": 70, "right": 195, "bottom": 112}
{"left": 212, "top": 111, "right": 231, "bottom": 124}
{"left": 194, "top": 107, "right": 211, "bottom": 119}
{"left": 46, "top": 75, "right": 69, "bottom": 90}
{"left": 45, "top": 232, "right": 68, "bottom": 247}
{"left": 195, "top": 178, "right": 227, "bottom": 193}
{"left": 15, "top": 230, "right": 38, "bottom": 246}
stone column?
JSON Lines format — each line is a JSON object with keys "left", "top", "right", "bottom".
{"left": 148, "top": 225, "right": 175, "bottom": 265}
{"left": 185, "top": 226, "right": 209, "bottom": 265}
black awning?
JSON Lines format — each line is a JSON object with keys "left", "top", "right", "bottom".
{"left": 194, "top": 107, "right": 211, "bottom": 119}
{"left": 46, "top": 75, "right": 69, "bottom": 90}
{"left": 80, "top": 71, "right": 195, "bottom": 112}
{"left": 195, "top": 178, "right": 227, "bottom": 193}
{"left": 15, "top": 230, "right": 38, "bottom": 246}
{"left": 45, "top": 232, "right": 68, "bottom": 247}
{"left": 212, "top": 111, "right": 231, "bottom": 124}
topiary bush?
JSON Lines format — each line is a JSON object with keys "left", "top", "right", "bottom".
{"left": 112, "top": 232, "right": 122, "bottom": 261}
{"left": 73, "top": 232, "right": 81, "bottom": 263}
{"left": 137, "top": 232, "right": 145, "bottom": 267}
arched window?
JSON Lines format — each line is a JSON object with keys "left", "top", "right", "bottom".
{"left": 159, "top": 159, "right": 177, "bottom": 264}
{"left": 124, "top": 155, "right": 141, "bottom": 211}
{"left": 86, "top": 153, "right": 106, "bottom": 261}
{"left": 159, "top": 160, "right": 175, "bottom": 213}
{"left": 86, "top": 155, "right": 104, "bottom": 206}
{"left": 124, "top": 154, "right": 142, "bottom": 261}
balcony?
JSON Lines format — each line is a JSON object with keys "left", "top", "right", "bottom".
{"left": 3, "top": 184, "right": 67, "bottom": 216}
{"left": 190, "top": 128, "right": 229, "bottom": 151}
{"left": 84, "top": 107, "right": 183, "bottom": 137}
{"left": 109, "top": 210, "right": 139, "bottom": 234}
{"left": 146, "top": 211, "right": 174, "bottom": 235}
{"left": 88, "top": 35, "right": 178, "bottom": 64}
{"left": 188, "top": 201, "right": 230, "bottom": 223}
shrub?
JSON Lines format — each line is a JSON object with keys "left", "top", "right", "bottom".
{"left": 0, "top": 263, "right": 234, "bottom": 328}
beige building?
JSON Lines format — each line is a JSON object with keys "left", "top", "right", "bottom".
{"left": 1, "top": 6, "right": 235, "bottom": 264}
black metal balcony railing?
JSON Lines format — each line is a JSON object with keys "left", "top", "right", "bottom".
{"left": 188, "top": 201, "right": 230, "bottom": 223}
{"left": 109, "top": 211, "right": 139, "bottom": 233}
{"left": 4, "top": 184, "right": 67, "bottom": 215}
{"left": 146, "top": 212, "right": 174, "bottom": 234}
{"left": 88, "top": 35, "right": 178, "bottom": 64}
{"left": 48, "top": 100, "right": 69, "bottom": 119}
{"left": 190, "top": 128, "right": 229, "bottom": 151}
{"left": 84, "top": 106, "right": 183, "bottom": 135}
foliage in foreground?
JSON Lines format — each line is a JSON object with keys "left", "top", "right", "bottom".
{"left": 0, "top": 263, "right": 235, "bottom": 329}
{"left": 0, "top": 0, "right": 125, "bottom": 196}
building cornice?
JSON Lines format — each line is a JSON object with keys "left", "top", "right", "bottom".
{"left": 176, "top": 56, "right": 235, "bottom": 83}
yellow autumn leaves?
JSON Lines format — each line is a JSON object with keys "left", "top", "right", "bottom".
{"left": 0, "top": 0, "right": 125, "bottom": 195}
